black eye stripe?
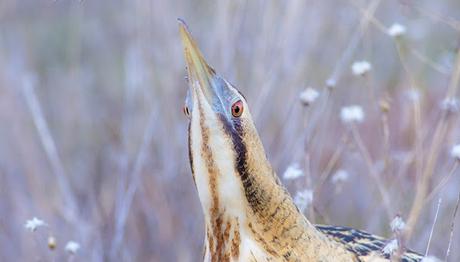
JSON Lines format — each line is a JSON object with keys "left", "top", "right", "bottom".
{"left": 236, "top": 90, "right": 246, "bottom": 101}
{"left": 225, "top": 80, "right": 246, "bottom": 101}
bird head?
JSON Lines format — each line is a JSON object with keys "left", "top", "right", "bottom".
{"left": 179, "top": 20, "right": 272, "bottom": 216}
{"left": 179, "top": 20, "right": 252, "bottom": 135}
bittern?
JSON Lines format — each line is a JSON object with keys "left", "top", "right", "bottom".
{"left": 179, "top": 20, "right": 423, "bottom": 262}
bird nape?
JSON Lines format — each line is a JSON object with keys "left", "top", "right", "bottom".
{"left": 178, "top": 19, "right": 423, "bottom": 262}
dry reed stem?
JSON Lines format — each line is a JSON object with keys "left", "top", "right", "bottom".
{"left": 110, "top": 107, "right": 158, "bottom": 259}
{"left": 424, "top": 162, "right": 458, "bottom": 205}
{"left": 425, "top": 198, "right": 442, "bottom": 256}
{"left": 394, "top": 37, "right": 424, "bottom": 196}
{"left": 351, "top": 2, "right": 451, "bottom": 78}
{"left": 410, "top": 48, "right": 450, "bottom": 75}
{"left": 21, "top": 76, "right": 79, "bottom": 225}
{"left": 445, "top": 191, "right": 460, "bottom": 261}
{"left": 405, "top": 46, "right": 460, "bottom": 241}
{"left": 349, "top": 0, "right": 387, "bottom": 33}
{"left": 411, "top": 4, "right": 460, "bottom": 32}
{"left": 314, "top": 132, "right": 350, "bottom": 195}
{"left": 380, "top": 106, "right": 391, "bottom": 173}
{"left": 328, "top": 0, "right": 381, "bottom": 84}
{"left": 351, "top": 124, "right": 393, "bottom": 219}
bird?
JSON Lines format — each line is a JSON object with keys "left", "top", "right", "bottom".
{"left": 178, "top": 19, "right": 423, "bottom": 262}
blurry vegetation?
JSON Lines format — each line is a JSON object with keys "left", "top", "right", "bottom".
{"left": 0, "top": 0, "right": 459, "bottom": 261}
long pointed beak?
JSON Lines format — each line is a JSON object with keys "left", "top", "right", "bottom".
{"left": 178, "top": 19, "right": 216, "bottom": 103}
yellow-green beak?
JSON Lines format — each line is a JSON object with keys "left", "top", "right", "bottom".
{"left": 178, "top": 19, "right": 216, "bottom": 103}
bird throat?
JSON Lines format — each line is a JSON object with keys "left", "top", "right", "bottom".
{"left": 187, "top": 100, "right": 356, "bottom": 261}
{"left": 187, "top": 101, "right": 276, "bottom": 260}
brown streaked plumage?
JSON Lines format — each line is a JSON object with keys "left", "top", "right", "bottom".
{"left": 178, "top": 19, "right": 423, "bottom": 262}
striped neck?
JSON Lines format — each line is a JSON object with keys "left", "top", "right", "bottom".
{"left": 188, "top": 102, "right": 356, "bottom": 261}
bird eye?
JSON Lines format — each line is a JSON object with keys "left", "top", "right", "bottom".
{"left": 183, "top": 106, "right": 190, "bottom": 117}
{"left": 231, "top": 100, "right": 244, "bottom": 117}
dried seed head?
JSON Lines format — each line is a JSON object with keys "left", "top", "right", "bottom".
{"left": 48, "top": 236, "right": 57, "bottom": 250}
{"left": 340, "top": 105, "right": 365, "bottom": 124}
{"left": 24, "top": 217, "right": 46, "bottom": 232}
{"left": 283, "top": 163, "right": 304, "bottom": 180}
{"left": 299, "top": 87, "right": 320, "bottom": 106}
{"left": 405, "top": 89, "right": 421, "bottom": 102}
{"left": 379, "top": 99, "right": 390, "bottom": 113}
{"left": 294, "top": 189, "right": 313, "bottom": 213}
{"left": 390, "top": 215, "right": 406, "bottom": 233}
{"left": 326, "top": 78, "right": 336, "bottom": 89}
{"left": 440, "top": 97, "right": 460, "bottom": 113}
{"left": 382, "top": 239, "right": 399, "bottom": 255}
{"left": 388, "top": 23, "right": 406, "bottom": 38}
{"left": 331, "top": 170, "right": 350, "bottom": 184}
{"left": 450, "top": 144, "right": 460, "bottom": 160}
{"left": 351, "top": 61, "right": 372, "bottom": 76}
{"left": 65, "top": 241, "right": 81, "bottom": 254}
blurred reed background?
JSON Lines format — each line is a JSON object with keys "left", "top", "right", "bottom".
{"left": 0, "top": 0, "right": 459, "bottom": 261}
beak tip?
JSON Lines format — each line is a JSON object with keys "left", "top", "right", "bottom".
{"left": 178, "top": 19, "right": 215, "bottom": 98}
{"left": 177, "top": 18, "right": 186, "bottom": 26}
{"left": 177, "top": 18, "right": 190, "bottom": 35}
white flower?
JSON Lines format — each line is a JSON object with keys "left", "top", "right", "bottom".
{"left": 441, "top": 97, "right": 460, "bottom": 113}
{"left": 421, "top": 256, "right": 442, "bottom": 262}
{"left": 24, "top": 217, "right": 46, "bottom": 232}
{"left": 382, "top": 239, "right": 399, "bottom": 255}
{"left": 340, "top": 105, "right": 365, "bottom": 124}
{"left": 294, "top": 189, "right": 313, "bottom": 212}
{"left": 65, "top": 241, "right": 80, "bottom": 254}
{"left": 326, "top": 78, "right": 336, "bottom": 89}
{"left": 405, "top": 89, "right": 421, "bottom": 102}
{"left": 390, "top": 215, "right": 406, "bottom": 233}
{"left": 331, "top": 170, "right": 349, "bottom": 184}
{"left": 388, "top": 23, "right": 406, "bottom": 37}
{"left": 351, "top": 61, "right": 372, "bottom": 76}
{"left": 450, "top": 144, "right": 460, "bottom": 160}
{"left": 299, "top": 87, "right": 320, "bottom": 106}
{"left": 283, "top": 164, "right": 304, "bottom": 180}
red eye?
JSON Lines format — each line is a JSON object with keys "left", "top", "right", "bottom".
{"left": 183, "top": 106, "right": 190, "bottom": 117}
{"left": 231, "top": 100, "right": 244, "bottom": 117}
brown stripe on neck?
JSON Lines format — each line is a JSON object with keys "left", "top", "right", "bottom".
{"left": 197, "top": 101, "right": 227, "bottom": 261}
{"left": 197, "top": 105, "right": 219, "bottom": 216}
{"left": 187, "top": 121, "right": 196, "bottom": 187}
{"left": 218, "top": 115, "right": 270, "bottom": 214}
